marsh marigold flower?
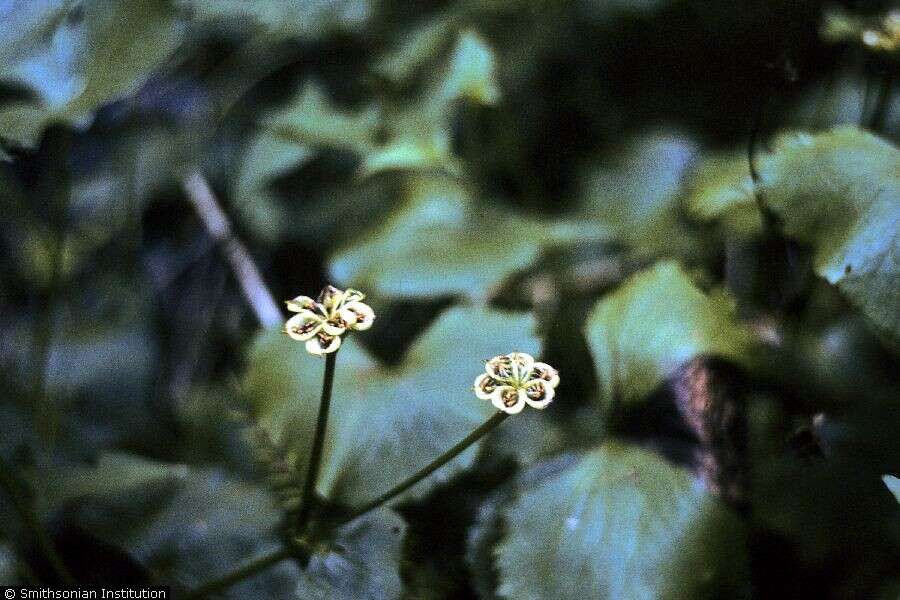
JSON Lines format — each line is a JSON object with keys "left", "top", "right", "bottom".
{"left": 285, "top": 285, "right": 374, "bottom": 355}
{"left": 474, "top": 352, "right": 559, "bottom": 414}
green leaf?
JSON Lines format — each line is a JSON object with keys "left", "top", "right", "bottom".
{"left": 43, "top": 453, "right": 406, "bottom": 599}
{"left": 683, "top": 151, "right": 761, "bottom": 236}
{"left": 361, "top": 127, "right": 456, "bottom": 177}
{"left": 267, "top": 83, "right": 380, "bottom": 155}
{"left": 883, "top": 475, "right": 900, "bottom": 504}
{"left": 38, "top": 452, "right": 188, "bottom": 513}
{"left": 42, "top": 454, "right": 284, "bottom": 596}
{"left": 244, "top": 304, "right": 540, "bottom": 507}
{"left": 496, "top": 443, "right": 749, "bottom": 600}
{"left": 374, "top": 18, "right": 454, "bottom": 82}
{"left": 683, "top": 127, "right": 900, "bottom": 340}
{"left": 577, "top": 132, "right": 701, "bottom": 257}
{"left": 759, "top": 126, "right": 900, "bottom": 340}
{"left": 299, "top": 506, "right": 406, "bottom": 600}
{"left": 0, "top": 0, "right": 183, "bottom": 148}
{"left": 329, "top": 175, "right": 604, "bottom": 299}
{"left": 360, "top": 30, "right": 499, "bottom": 177}
{"left": 176, "top": 0, "right": 371, "bottom": 40}
{"left": 0, "top": 1, "right": 70, "bottom": 62}
{"left": 585, "top": 260, "right": 751, "bottom": 408}
{"left": 0, "top": 0, "right": 81, "bottom": 107}
{"left": 435, "top": 30, "right": 501, "bottom": 106}
{"left": 232, "top": 83, "right": 381, "bottom": 240}
{"left": 232, "top": 133, "right": 312, "bottom": 242}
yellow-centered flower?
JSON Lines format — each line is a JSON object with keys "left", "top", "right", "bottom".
{"left": 284, "top": 285, "right": 375, "bottom": 355}
{"left": 473, "top": 352, "right": 559, "bottom": 414}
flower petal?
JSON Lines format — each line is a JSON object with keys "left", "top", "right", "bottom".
{"left": 342, "top": 301, "right": 375, "bottom": 331}
{"left": 474, "top": 373, "right": 501, "bottom": 400}
{"left": 322, "top": 315, "right": 351, "bottom": 336}
{"left": 491, "top": 386, "right": 527, "bottom": 414}
{"left": 342, "top": 288, "right": 366, "bottom": 305}
{"left": 531, "top": 362, "right": 560, "bottom": 388}
{"left": 318, "top": 285, "right": 344, "bottom": 312}
{"left": 523, "top": 379, "right": 555, "bottom": 409}
{"left": 286, "top": 311, "right": 323, "bottom": 341}
{"left": 305, "top": 332, "right": 342, "bottom": 355}
{"left": 285, "top": 295, "right": 317, "bottom": 313}
{"left": 485, "top": 355, "right": 514, "bottom": 380}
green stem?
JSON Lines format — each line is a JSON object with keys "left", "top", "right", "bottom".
{"left": 297, "top": 351, "right": 338, "bottom": 528}
{"left": 181, "top": 546, "right": 291, "bottom": 600}
{"left": 341, "top": 411, "right": 509, "bottom": 525}
{"left": 0, "top": 455, "right": 74, "bottom": 584}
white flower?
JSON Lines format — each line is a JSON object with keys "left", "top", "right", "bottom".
{"left": 284, "top": 285, "right": 375, "bottom": 355}
{"left": 474, "top": 352, "right": 559, "bottom": 414}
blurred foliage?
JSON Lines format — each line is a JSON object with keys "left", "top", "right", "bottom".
{"left": 0, "top": 0, "right": 898, "bottom": 598}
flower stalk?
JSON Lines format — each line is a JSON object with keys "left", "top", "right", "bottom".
{"left": 340, "top": 410, "right": 510, "bottom": 525}
{"left": 181, "top": 546, "right": 291, "bottom": 600}
{"left": 297, "top": 350, "right": 338, "bottom": 529}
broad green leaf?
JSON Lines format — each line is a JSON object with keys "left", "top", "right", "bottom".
{"left": 361, "top": 30, "right": 499, "bottom": 177}
{"left": 176, "top": 0, "right": 371, "bottom": 40}
{"left": 233, "top": 83, "right": 379, "bottom": 240}
{"left": 683, "top": 127, "right": 899, "bottom": 340}
{"left": 44, "top": 453, "right": 405, "bottom": 599}
{"left": 245, "top": 305, "right": 540, "bottom": 507}
{"left": 329, "top": 175, "right": 606, "bottom": 299}
{"left": 267, "top": 84, "right": 379, "bottom": 155}
{"left": 578, "top": 132, "right": 701, "bottom": 257}
{"left": 38, "top": 452, "right": 188, "bottom": 513}
{"left": 232, "top": 133, "right": 312, "bottom": 242}
{"left": 683, "top": 152, "right": 761, "bottom": 236}
{"left": 70, "top": 0, "right": 183, "bottom": 114}
{"left": 435, "top": 30, "right": 501, "bottom": 106}
{"left": 496, "top": 443, "right": 749, "bottom": 600}
{"left": 41, "top": 454, "right": 284, "bottom": 596}
{"left": 883, "top": 475, "right": 900, "bottom": 504}
{"left": 361, "top": 127, "right": 456, "bottom": 177}
{"left": 759, "top": 127, "right": 900, "bottom": 340}
{"left": 298, "top": 506, "right": 406, "bottom": 600}
{"left": 0, "top": 1, "right": 70, "bottom": 62}
{"left": 585, "top": 261, "right": 751, "bottom": 407}
{"left": 0, "top": 0, "right": 183, "bottom": 148}
{"left": 374, "top": 18, "right": 454, "bottom": 82}
{"left": 0, "top": 0, "right": 81, "bottom": 107}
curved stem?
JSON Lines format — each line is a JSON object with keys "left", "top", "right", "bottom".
{"left": 341, "top": 411, "right": 509, "bottom": 525}
{"left": 181, "top": 546, "right": 291, "bottom": 600}
{"left": 297, "top": 351, "right": 338, "bottom": 528}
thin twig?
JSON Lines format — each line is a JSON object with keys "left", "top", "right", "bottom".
{"left": 182, "top": 171, "right": 282, "bottom": 329}
{"left": 296, "top": 351, "right": 338, "bottom": 529}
